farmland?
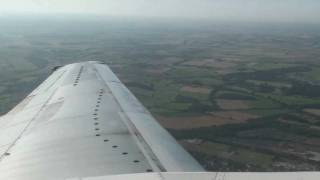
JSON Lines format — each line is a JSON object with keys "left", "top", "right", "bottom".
{"left": 1, "top": 16, "right": 320, "bottom": 171}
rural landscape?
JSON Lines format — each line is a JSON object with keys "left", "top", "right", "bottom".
{"left": 1, "top": 16, "right": 320, "bottom": 171}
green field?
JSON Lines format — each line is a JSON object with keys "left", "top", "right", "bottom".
{"left": 1, "top": 16, "right": 320, "bottom": 171}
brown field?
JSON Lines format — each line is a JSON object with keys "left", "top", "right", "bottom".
{"left": 305, "top": 138, "right": 320, "bottom": 147}
{"left": 210, "top": 111, "right": 258, "bottom": 122}
{"left": 146, "top": 67, "right": 171, "bottom": 75}
{"left": 216, "top": 99, "right": 252, "bottom": 110}
{"left": 156, "top": 111, "right": 258, "bottom": 130}
{"left": 304, "top": 109, "right": 320, "bottom": 117}
{"left": 183, "top": 58, "right": 236, "bottom": 69}
{"left": 278, "top": 118, "right": 306, "bottom": 126}
{"left": 180, "top": 86, "right": 211, "bottom": 94}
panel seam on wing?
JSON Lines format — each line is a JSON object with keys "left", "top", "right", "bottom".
{"left": 93, "top": 63, "right": 167, "bottom": 174}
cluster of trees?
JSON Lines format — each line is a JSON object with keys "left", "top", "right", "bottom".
{"left": 281, "top": 114, "right": 310, "bottom": 124}
{"left": 175, "top": 94, "right": 219, "bottom": 113}
{"left": 190, "top": 151, "right": 258, "bottom": 172}
{"left": 224, "top": 66, "right": 310, "bottom": 82}
{"left": 125, "top": 82, "right": 154, "bottom": 91}
{"left": 224, "top": 65, "right": 320, "bottom": 98}
{"left": 283, "top": 82, "right": 320, "bottom": 98}
{"left": 243, "top": 82, "right": 276, "bottom": 93}
{"left": 171, "top": 115, "right": 320, "bottom": 142}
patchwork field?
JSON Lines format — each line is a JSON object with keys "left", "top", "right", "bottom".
{"left": 1, "top": 16, "right": 320, "bottom": 171}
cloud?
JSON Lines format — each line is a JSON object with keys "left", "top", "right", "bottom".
{"left": 0, "top": 0, "right": 319, "bottom": 23}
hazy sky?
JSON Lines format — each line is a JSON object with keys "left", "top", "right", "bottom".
{"left": 0, "top": 0, "right": 319, "bottom": 23}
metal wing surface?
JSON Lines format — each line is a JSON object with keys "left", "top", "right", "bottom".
{"left": 0, "top": 61, "right": 203, "bottom": 180}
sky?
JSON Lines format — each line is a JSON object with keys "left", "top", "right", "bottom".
{"left": 0, "top": 0, "right": 319, "bottom": 23}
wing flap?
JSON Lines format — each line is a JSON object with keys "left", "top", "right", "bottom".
{"left": 95, "top": 64, "right": 203, "bottom": 172}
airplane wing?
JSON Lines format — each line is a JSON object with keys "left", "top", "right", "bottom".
{"left": 0, "top": 61, "right": 203, "bottom": 179}
{"left": 0, "top": 61, "right": 318, "bottom": 180}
